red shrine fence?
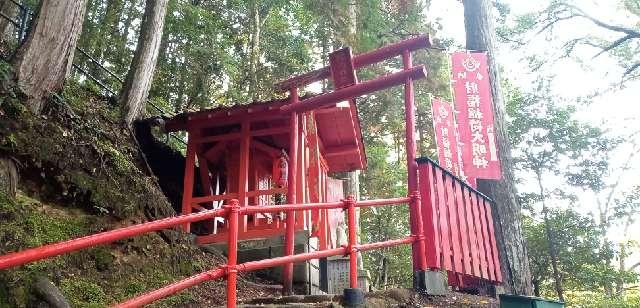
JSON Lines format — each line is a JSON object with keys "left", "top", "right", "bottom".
{"left": 418, "top": 158, "right": 502, "bottom": 285}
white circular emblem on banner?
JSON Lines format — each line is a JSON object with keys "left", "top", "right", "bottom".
{"left": 462, "top": 56, "right": 480, "bottom": 72}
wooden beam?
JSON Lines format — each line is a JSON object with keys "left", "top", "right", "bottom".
{"left": 182, "top": 111, "right": 288, "bottom": 131}
{"left": 246, "top": 188, "right": 287, "bottom": 198}
{"left": 251, "top": 140, "right": 281, "bottom": 158}
{"left": 324, "top": 145, "right": 360, "bottom": 158}
{"left": 191, "top": 193, "right": 238, "bottom": 204}
{"left": 204, "top": 141, "right": 228, "bottom": 162}
{"left": 194, "top": 126, "right": 289, "bottom": 144}
{"left": 251, "top": 126, "right": 289, "bottom": 137}
{"left": 314, "top": 107, "right": 347, "bottom": 115}
{"left": 196, "top": 132, "right": 241, "bottom": 144}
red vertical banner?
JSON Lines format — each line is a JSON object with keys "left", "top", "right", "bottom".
{"left": 431, "top": 97, "right": 460, "bottom": 176}
{"left": 451, "top": 52, "right": 502, "bottom": 180}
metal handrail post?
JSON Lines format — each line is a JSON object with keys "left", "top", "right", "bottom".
{"left": 346, "top": 195, "right": 358, "bottom": 289}
{"left": 226, "top": 199, "right": 240, "bottom": 308}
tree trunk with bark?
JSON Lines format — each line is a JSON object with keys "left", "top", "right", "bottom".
{"left": 0, "top": 0, "right": 17, "bottom": 45}
{"left": 248, "top": 0, "right": 260, "bottom": 100}
{"left": 616, "top": 242, "right": 626, "bottom": 295}
{"left": 462, "top": 0, "right": 534, "bottom": 295}
{"left": 118, "top": 0, "right": 168, "bottom": 127}
{"left": 537, "top": 171, "right": 564, "bottom": 301}
{"left": 12, "top": 0, "right": 88, "bottom": 113}
{"left": 0, "top": 156, "right": 18, "bottom": 199}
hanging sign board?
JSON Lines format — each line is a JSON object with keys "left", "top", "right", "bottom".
{"left": 451, "top": 52, "right": 502, "bottom": 180}
{"left": 432, "top": 97, "right": 461, "bottom": 176}
{"left": 329, "top": 47, "right": 357, "bottom": 89}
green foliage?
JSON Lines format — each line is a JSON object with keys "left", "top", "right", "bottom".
{"left": 565, "top": 290, "right": 640, "bottom": 307}
{"left": 60, "top": 278, "right": 109, "bottom": 308}
{"left": 522, "top": 209, "right": 634, "bottom": 294}
{"left": 506, "top": 78, "right": 639, "bottom": 300}
{"left": 506, "top": 80, "right": 614, "bottom": 177}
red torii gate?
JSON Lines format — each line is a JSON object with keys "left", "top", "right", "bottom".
{"left": 166, "top": 35, "right": 432, "bottom": 293}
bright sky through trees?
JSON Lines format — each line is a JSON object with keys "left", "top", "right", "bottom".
{"left": 430, "top": 0, "right": 640, "bottom": 266}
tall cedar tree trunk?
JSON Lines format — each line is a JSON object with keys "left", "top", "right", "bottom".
{"left": 119, "top": 0, "right": 168, "bottom": 127}
{"left": 12, "top": 0, "right": 87, "bottom": 113}
{"left": 248, "top": 0, "right": 260, "bottom": 100}
{"left": 537, "top": 171, "right": 564, "bottom": 301}
{"left": 462, "top": 0, "right": 534, "bottom": 295}
{"left": 0, "top": 0, "right": 17, "bottom": 44}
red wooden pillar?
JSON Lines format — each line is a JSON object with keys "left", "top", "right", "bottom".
{"left": 181, "top": 132, "right": 197, "bottom": 232}
{"left": 402, "top": 49, "right": 422, "bottom": 273}
{"left": 283, "top": 87, "right": 299, "bottom": 295}
{"left": 238, "top": 120, "right": 251, "bottom": 234}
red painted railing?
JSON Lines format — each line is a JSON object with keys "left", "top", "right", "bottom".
{"left": 0, "top": 160, "right": 501, "bottom": 306}
{"left": 417, "top": 157, "right": 502, "bottom": 285}
{"left": 0, "top": 195, "right": 423, "bottom": 307}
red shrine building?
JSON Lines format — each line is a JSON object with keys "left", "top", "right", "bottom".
{"left": 164, "top": 93, "right": 369, "bottom": 293}
{"left": 164, "top": 96, "right": 364, "bottom": 249}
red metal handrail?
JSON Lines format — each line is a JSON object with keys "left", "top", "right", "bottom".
{"left": 0, "top": 196, "right": 424, "bottom": 308}
{"left": 0, "top": 208, "right": 226, "bottom": 270}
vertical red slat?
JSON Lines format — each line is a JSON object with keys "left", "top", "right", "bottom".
{"left": 197, "top": 154, "right": 215, "bottom": 234}
{"left": 427, "top": 164, "right": 441, "bottom": 267}
{"left": 444, "top": 175, "right": 462, "bottom": 273}
{"left": 181, "top": 134, "right": 197, "bottom": 232}
{"left": 476, "top": 194, "right": 492, "bottom": 280}
{"left": 197, "top": 155, "right": 213, "bottom": 206}
{"left": 483, "top": 198, "right": 502, "bottom": 282}
{"left": 478, "top": 198, "right": 496, "bottom": 281}
{"left": 454, "top": 181, "right": 471, "bottom": 275}
{"left": 418, "top": 163, "right": 439, "bottom": 268}
{"left": 470, "top": 192, "right": 488, "bottom": 279}
{"left": 434, "top": 167, "right": 451, "bottom": 271}
{"left": 463, "top": 188, "right": 480, "bottom": 277}
{"left": 295, "top": 117, "right": 306, "bottom": 229}
{"left": 238, "top": 121, "right": 251, "bottom": 234}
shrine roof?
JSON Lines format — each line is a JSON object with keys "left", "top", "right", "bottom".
{"left": 164, "top": 96, "right": 366, "bottom": 172}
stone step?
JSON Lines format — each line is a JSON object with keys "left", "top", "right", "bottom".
{"left": 244, "top": 294, "right": 342, "bottom": 306}
{"left": 241, "top": 288, "right": 499, "bottom": 308}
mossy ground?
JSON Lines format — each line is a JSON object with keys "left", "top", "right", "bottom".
{"left": 0, "top": 77, "right": 277, "bottom": 307}
{"left": 0, "top": 191, "right": 228, "bottom": 307}
{"left": 0, "top": 78, "right": 173, "bottom": 219}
